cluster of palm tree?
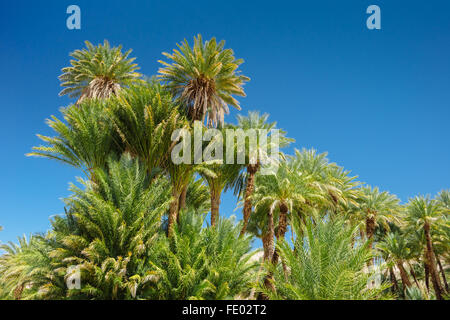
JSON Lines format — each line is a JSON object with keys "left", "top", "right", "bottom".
{"left": 0, "top": 36, "right": 448, "bottom": 300}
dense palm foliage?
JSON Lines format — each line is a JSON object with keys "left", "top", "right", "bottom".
{"left": 1, "top": 38, "right": 448, "bottom": 300}
{"left": 0, "top": 235, "right": 52, "bottom": 299}
{"left": 146, "top": 212, "right": 258, "bottom": 299}
{"left": 262, "top": 218, "right": 389, "bottom": 300}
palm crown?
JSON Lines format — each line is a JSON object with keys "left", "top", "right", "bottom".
{"left": 59, "top": 40, "right": 141, "bottom": 102}
{"left": 158, "top": 34, "right": 249, "bottom": 127}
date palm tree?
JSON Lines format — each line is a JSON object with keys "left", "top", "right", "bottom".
{"left": 166, "top": 156, "right": 215, "bottom": 236}
{"left": 434, "top": 190, "right": 450, "bottom": 292}
{"left": 59, "top": 40, "right": 141, "bottom": 103}
{"left": 253, "top": 160, "right": 325, "bottom": 265}
{"left": 356, "top": 186, "right": 401, "bottom": 258}
{"left": 291, "top": 148, "right": 360, "bottom": 217}
{"left": 158, "top": 34, "right": 249, "bottom": 127}
{"left": 377, "top": 232, "right": 413, "bottom": 295}
{"left": 201, "top": 161, "right": 243, "bottom": 227}
{"left": 404, "top": 196, "right": 445, "bottom": 299}
{"left": 107, "top": 81, "right": 189, "bottom": 236}
{"left": 233, "top": 111, "right": 293, "bottom": 237}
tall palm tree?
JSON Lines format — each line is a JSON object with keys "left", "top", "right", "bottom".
{"left": 377, "top": 232, "right": 414, "bottom": 295}
{"left": 245, "top": 203, "right": 274, "bottom": 261}
{"left": 253, "top": 160, "right": 325, "bottom": 269}
{"left": 166, "top": 156, "right": 214, "bottom": 236}
{"left": 434, "top": 190, "right": 450, "bottom": 292}
{"left": 404, "top": 196, "right": 445, "bottom": 299}
{"left": 356, "top": 186, "right": 400, "bottom": 256}
{"left": 158, "top": 34, "right": 249, "bottom": 127}
{"left": 201, "top": 161, "right": 242, "bottom": 227}
{"left": 291, "top": 148, "right": 360, "bottom": 217}
{"left": 233, "top": 111, "right": 293, "bottom": 237}
{"left": 59, "top": 40, "right": 141, "bottom": 103}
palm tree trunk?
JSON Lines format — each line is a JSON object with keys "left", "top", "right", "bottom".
{"left": 365, "top": 213, "right": 376, "bottom": 266}
{"left": 424, "top": 222, "right": 443, "bottom": 300}
{"left": 267, "top": 207, "right": 275, "bottom": 261}
{"left": 14, "top": 284, "right": 24, "bottom": 300}
{"left": 437, "top": 256, "right": 449, "bottom": 293}
{"left": 239, "top": 164, "right": 258, "bottom": 237}
{"left": 424, "top": 260, "right": 430, "bottom": 292}
{"left": 262, "top": 232, "right": 272, "bottom": 261}
{"left": 178, "top": 184, "right": 188, "bottom": 212}
{"left": 272, "top": 203, "right": 288, "bottom": 275}
{"left": 257, "top": 207, "right": 276, "bottom": 300}
{"left": 389, "top": 267, "right": 400, "bottom": 295}
{"left": 407, "top": 261, "right": 420, "bottom": 289}
{"left": 210, "top": 189, "right": 221, "bottom": 227}
{"left": 397, "top": 261, "right": 412, "bottom": 292}
{"left": 167, "top": 189, "right": 180, "bottom": 237}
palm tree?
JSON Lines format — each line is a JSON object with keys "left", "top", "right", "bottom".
{"left": 233, "top": 111, "right": 293, "bottom": 237}
{"left": 27, "top": 99, "right": 115, "bottom": 178}
{"left": 261, "top": 218, "right": 390, "bottom": 300}
{"left": 106, "top": 81, "right": 188, "bottom": 237}
{"left": 290, "top": 148, "right": 360, "bottom": 217}
{"left": 202, "top": 161, "right": 242, "bottom": 227}
{"left": 404, "top": 196, "right": 445, "bottom": 299}
{"left": 59, "top": 40, "right": 141, "bottom": 103}
{"left": 166, "top": 157, "right": 214, "bottom": 236}
{"left": 253, "top": 160, "right": 324, "bottom": 265}
{"left": 245, "top": 203, "right": 274, "bottom": 262}
{"left": 356, "top": 186, "right": 400, "bottom": 258}
{"left": 377, "top": 232, "right": 414, "bottom": 295}
{"left": 165, "top": 123, "right": 218, "bottom": 236}
{"left": 158, "top": 34, "right": 249, "bottom": 127}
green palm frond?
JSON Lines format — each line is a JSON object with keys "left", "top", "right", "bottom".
{"left": 0, "top": 234, "right": 53, "bottom": 300}
{"left": 27, "top": 99, "right": 116, "bottom": 176}
{"left": 37, "top": 154, "right": 171, "bottom": 299}
{"left": 107, "top": 80, "right": 184, "bottom": 176}
{"left": 261, "top": 218, "right": 391, "bottom": 300}
{"left": 145, "top": 212, "right": 258, "bottom": 299}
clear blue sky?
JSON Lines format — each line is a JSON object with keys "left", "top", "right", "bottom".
{"left": 1, "top": 0, "right": 449, "bottom": 245}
